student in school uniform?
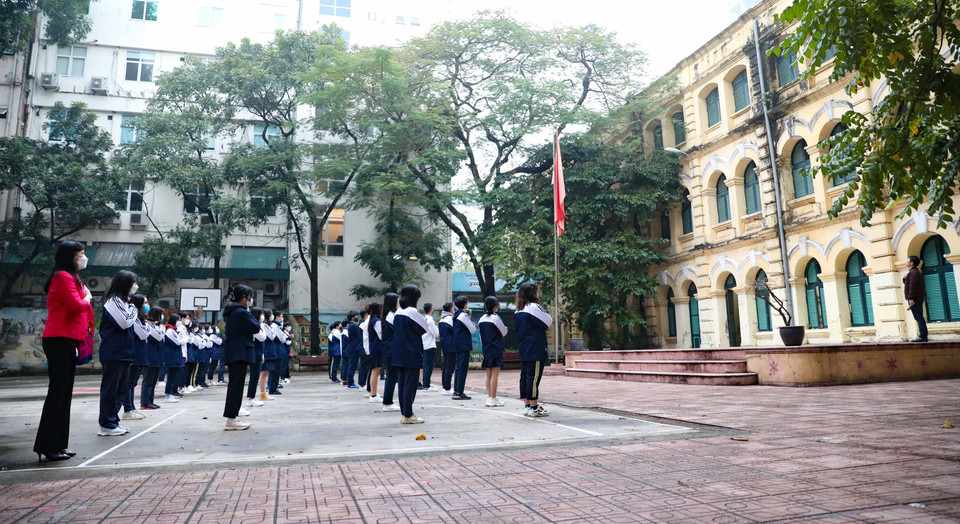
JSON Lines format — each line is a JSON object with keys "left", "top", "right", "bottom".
{"left": 342, "top": 311, "right": 362, "bottom": 389}
{"left": 260, "top": 311, "right": 279, "bottom": 397}
{"left": 207, "top": 325, "right": 223, "bottom": 385}
{"left": 420, "top": 303, "right": 439, "bottom": 392}
{"left": 366, "top": 303, "right": 384, "bottom": 403}
{"left": 379, "top": 293, "right": 401, "bottom": 412}
{"left": 478, "top": 296, "right": 508, "bottom": 407}
{"left": 140, "top": 307, "right": 164, "bottom": 410}
{"left": 197, "top": 325, "right": 212, "bottom": 389}
{"left": 97, "top": 270, "right": 140, "bottom": 437}
{"left": 221, "top": 285, "right": 259, "bottom": 430}
{"left": 327, "top": 321, "right": 343, "bottom": 383}
{"left": 184, "top": 323, "right": 199, "bottom": 392}
{"left": 121, "top": 294, "right": 151, "bottom": 421}
{"left": 282, "top": 322, "right": 294, "bottom": 383}
{"left": 175, "top": 314, "right": 191, "bottom": 396}
{"left": 438, "top": 302, "right": 454, "bottom": 395}
{"left": 450, "top": 296, "right": 476, "bottom": 401}
{"left": 161, "top": 314, "right": 184, "bottom": 403}
{"left": 268, "top": 314, "right": 288, "bottom": 393}
{"left": 357, "top": 309, "right": 371, "bottom": 392}
{"left": 392, "top": 285, "right": 429, "bottom": 424}
{"left": 249, "top": 307, "right": 270, "bottom": 403}
{"left": 339, "top": 315, "right": 352, "bottom": 385}
{"left": 274, "top": 311, "right": 292, "bottom": 384}
{"left": 514, "top": 283, "right": 552, "bottom": 418}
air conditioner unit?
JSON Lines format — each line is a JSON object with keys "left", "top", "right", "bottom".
{"left": 111, "top": 149, "right": 122, "bottom": 158}
{"left": 264, "top": 281, "right": 283, "bottom": 296}
{"left": 40, "top": 73, "right": 60, "bottom": 90}
{"left": 199, "top": 215, "right": 212, "bottom": 225}
{"left": 129, "top": 211, "right": 146, "bottom": 228}
{"left": 90, "top": 76, "right": 109, "bottom": 95}
{"left": 86, "top": 278, "right": 105, "bottom": 291}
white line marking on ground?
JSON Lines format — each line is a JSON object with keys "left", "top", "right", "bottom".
{"left": 418, "top": 403, "right": 607, "bottom": 437}
{"left": 76, "top": 409, "right": 185, "bottom": 467}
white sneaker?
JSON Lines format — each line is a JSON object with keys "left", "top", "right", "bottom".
{"left": 369, "top": 395, "right": 382, "bottom": 403}
{"left": 117, "top": 424, "right": 131, "bottom": 433}
{"left": 401, "top": 416, "right": 425, "bottom": 424}
{"left": 441, "top": 389, "right": 453, "bottom": 395}
{"left": 491, "top": 398, "right": 505, "bottom": 407}
{"left": 382, "top": 404, "right": 401, "bottom": 412}
{"left": 484, "top": 398, "right": 497, "bottom": 407}
{"left": 248, "top": 398, "right": 264, "bottom": 407}
{"left": 237, "top": 408, "right": 251, "bottom": 417}
{"left": 186, "top": 386, "right": 197, "bottom": 393}
{"left": 164, "top": 395, "right": 180, "bottom": 403}
{"left": 425, "top": 386, "right": 438, "bottom": 392}
{"left": 282, "top": 378, "right": 291, "bottom": 385}
{"left": 98, "top": 426, "right": 127, "bottom": 436}
{"left": 122, "top": 410, "right": 146, "bottom": 420}
{"left": 225, "top": 420, "right": 251, "bottom": 431}
{"left": 157, "top": 381, "right": 166, "bottom": 387}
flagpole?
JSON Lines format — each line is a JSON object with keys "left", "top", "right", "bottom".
{"left": 553, "top": 129, "right": 560, "bottom": 364}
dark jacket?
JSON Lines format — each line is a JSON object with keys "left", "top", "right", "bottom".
{"left": 345, "top": 321, "right": 363, "bottom": 354}
{"left": 903, "top": 267, "right": 926, "bottom": 303}
{"left": 98, "top": 296, "right": 138, "bottom": 362}
{"left": 515, "top": 303, "right": 552, "bottom": 362}
{"left": 222, "top": 304, "right": 260, "bottom": 364}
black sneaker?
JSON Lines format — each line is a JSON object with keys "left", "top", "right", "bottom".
{"left": 451, "top": 393, "right": 472, "bottom": 400}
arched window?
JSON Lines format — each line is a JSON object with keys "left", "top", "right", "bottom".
{"left": 805, "top": 259, "right": 828, "bottom": 329}
{"left": 921, "top": 236, "right": 960, "bottom": 323}
{"left": 688, "top": 283, "right": 701, "bottom": 348}
{"left": 756, "top": 269, "right": 772, "bottom": 331}
{"left": 724, "top": 274, "right": 741, "bottom": 347}
{"left": 716, "top": 174, "right": 731, "bottom": 223}
{"left": 666, "top": 288, "right": 677, "bottom": 337}
{"left": 653, "top": 125, "right": 663, "bottom": 150}
{"left": 660, "top": 212, "right": 671, "bottom": 240}
{"left": 744, "top": 161, "right": 760, "bottom": 215}
{"left": 706, "top": 88, "right": 721, "bottom": 127}
{"left": 777, "top": 48, "right": 799, "bottom": 86}
{"left": 681, "top": 190, "right": 693, "bottom": 234}
{"left": 845, "top": 250, "right": 874, "bottom": 326}
{"left": 732, "top": 70, "right": 750, "bottom": 111}
{"left": 791, "top": 140, "right": 813, "bottom": 198}
{"left": 830, "top": 124, "right": 855, "bottom": 186}
{"left": 672, "top": 111, "right": 686, "bottom": 144}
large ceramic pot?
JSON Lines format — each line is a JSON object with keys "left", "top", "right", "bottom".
{"left": 778, "top": 325, "right": 805, "bottom": 346}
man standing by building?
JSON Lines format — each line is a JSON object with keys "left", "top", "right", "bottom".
{"left": 904, "top": 255, "right": 928, "bottom": 342}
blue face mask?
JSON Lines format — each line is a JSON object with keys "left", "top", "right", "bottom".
{"left": 143, "top": 304, "right": 151, "bottom": 314}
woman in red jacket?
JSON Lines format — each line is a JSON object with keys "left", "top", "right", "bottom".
{"left": 33, "top": 241, "right": 93, "bottom": 462}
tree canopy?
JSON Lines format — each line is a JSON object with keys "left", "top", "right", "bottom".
{"left": 775, "top": 0, "right": 960, "bottom": 227}
{"left": 0, "top": 0, "right": 95, "bottom": 53}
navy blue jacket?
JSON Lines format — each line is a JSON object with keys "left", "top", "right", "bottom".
{"left": 345, "top": 321, "right": 362, "bottom": 355}
{"left": 161, "top": 326, "right": 184, "bottom": 368}
{"left": 515, "top": 303, "right": 552, "bottom": 362}
{"left": 328, "top": 331, "right": 341, "bottom": 357}
{"left": 145, "top": 323, "right": 162, "bottom": 367}
{"left": 381, "top": 313, "right": 395, "bottom": 356}
{"left": 222, "top": 304, "right": 260, "bottom": 364}
{"left": 98, "top": 296, "right": 138, "bottom": 362}
{"left": 368, "top": 316, "right": 383, "bottom": 358}
{"left": 478, "top": 314, "right": 507, "bottom": 358}
{"left": 438, "top": 314, "right": 453, "bottom": 354}
{"left": 391, "top": 307, "right": 427, "bottom": 369}
{"left": 449, "top": 309, "right": 476, "bottom": 353}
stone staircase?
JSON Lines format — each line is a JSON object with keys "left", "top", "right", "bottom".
{"left": 564, "top": 349, "right": 758, "bottom": 385}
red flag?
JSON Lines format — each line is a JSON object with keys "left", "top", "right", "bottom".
{"left": 553, "top": 130, "right": 566, "bottom": 236}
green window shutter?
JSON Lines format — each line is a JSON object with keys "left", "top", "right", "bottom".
{"left": 672, "top": 111, "right": 686, "bottom": 144}
{"left": 806, "top": 287, "right": 819, "bottom": 327}
{"left": 667, "top": 290, "right": 677, "bottom": 337}
{"left": 792, "top": 141, "right": 813, "bottom": 198}
{"left": 945, "top": 270, "right": 960, "bottom": 322}
{"left": 653, "top": 125, "right": 663, "bottom": 150}
{"left": 777, "top": 49, "right": 799, "bottom": 86}
{"left": 706, "top": 89, "right": 721, "bottom": 127}
{"left": 681, "top": 198, "right": 693, "bottom": 234}
{"left": 732, "top": 70, "right": 750, "bottom": 111}
{"left": 848, "top": 281, "right": 865, "bottom": 326}
{"left": 717, "top": 175, "right": 730, "bottom": 223}
{"left": 925, "top": 273, "right": 946, "bottom": 322}
{"left": 744, "top": 162, "right": 760, "bottom": 214}
{"left": 921, "top": 237, "right": 944, "bottom": 268}
{"left": 864, "top": 280, "right": 874, "bottom": 325}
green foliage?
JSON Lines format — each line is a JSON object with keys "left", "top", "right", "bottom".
{"left": 0, "top": 0, "right": 94, "bottom": 54}
{"left": 775, "top": 0, "right": 960, "bottom": 226}
{"left": 489, "top": 138, "right": 680, "bottom": 349}
{"left": 0, "top": 102, "right": 125, "bottom": 300}
{"left": 133, "top": 238, "right": 189, "bottom": 298}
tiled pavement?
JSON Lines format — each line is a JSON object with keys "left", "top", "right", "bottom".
{"left": 1, "top": 372, "right": 958, "bottom": 523}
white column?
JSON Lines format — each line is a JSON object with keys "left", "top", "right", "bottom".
{"left": 710, "top": 290, "right": 729, "bottom": 347}
{"left": 736, "top": 286, "right": 755, "bottom": 346}
{"left": 820, "top": 272, "right": 847, "bottom": 343}
{"left": 673, "top": 296, "right": 691, "bottom": 349}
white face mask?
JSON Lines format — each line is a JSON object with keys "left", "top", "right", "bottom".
{"left": 76, "top": 255, "right": 88, "bottom": 270}
{"left": 184, "top": 319, "right": 191, "bottom": 326}
{"left": 206, "top": 329, "right": 212, "bottom": 334}
{"left": 285, "top": 326, "right": 291, "bottom": 332}
{"left": 260, "top": 315, "right": 265, "bottom": 322}
{"left": 130, "top": 283, "right": 139, "bottom": 295}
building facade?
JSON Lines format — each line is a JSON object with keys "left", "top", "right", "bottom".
{"left": 644, "top": 0, "right": 960, "bottom": 348}
{"left": 0, "top": 0, "right": 454, "bottom": 331}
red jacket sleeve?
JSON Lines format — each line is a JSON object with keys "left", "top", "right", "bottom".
{"left": 49, "top": 272, "right": 89, "bottom": 315}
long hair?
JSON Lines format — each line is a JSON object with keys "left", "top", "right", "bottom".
{"left": 43, "top": 240, "right": 85, "bottom": 293}
{"left": 382, "top": 293, "right": 399, "bottom": 319}
{"left": 131, "top": 294, "right": 148, "bottom": 321}
{"left": 399, "top": 285, "right": 421, "bottom": 310}
{"left": 483, "top": 296, "right": 499, "bottom": 315}
{"left": 104, "top": 270, "right": 138, "bottom": 302}
{"left": 516, "top": 283, "right": 540, "bottom": 310}
{"left": 226, "top": 284, "right": 253, "bottom": 304}
{"left": 250, "top": 307, "right": 265, "bottom": 322}
{"left": 367, "top": 302, "right": 382, "bottom": 338}
{"left": 166, "top": 313, "right": 180, "bottom": 327}
{"left": 147, "top": 306, "right": 165, "bottom": 323}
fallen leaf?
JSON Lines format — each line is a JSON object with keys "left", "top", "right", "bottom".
{"left": 941, "top": 421, "right": 954, "bottom": 429}
{"left": 416, "top": 434, "right": 426, "bottom": 440}
{"left": 201, "top": 417, "right": 208, "bottom": 420}
{"left": 730, "top": 437, "right": 749, "bottom": 442}
{"left": 677, "top": 481, "right": 689, "bottom": 487}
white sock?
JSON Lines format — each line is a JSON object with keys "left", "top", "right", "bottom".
{"left": 227, "top": 417, "right": 236, "bottom": 423}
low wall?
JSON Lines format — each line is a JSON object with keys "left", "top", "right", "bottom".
{"left": 745, "top": 341, "right": 960, "bottom": 386}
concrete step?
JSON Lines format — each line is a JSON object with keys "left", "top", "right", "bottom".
{"left": 564, "top": 368, "right": 759, "bottom": 386}
{"left": 571, "top": 359, "right": 749, "bottom": 374}
{"left": 567, "top": 349, "right": 747, "bottom": 361}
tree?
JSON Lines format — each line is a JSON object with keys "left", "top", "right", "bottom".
{"left": 133, "top": 238, "right": 189, "bottom": 299}
{"left": 0, "top": 0, "right": 95, "bottom": 54}
{"left": 775, "top": 0, "right": 960, "bottom": 227}
{"left": 488, "top": 137, "right": 680, "bottom": 349}
{"left": 385, "top": 12, "right": 648, "bottom": 297}
{"left": 0, "top": 102, "right": 126, "bottom": 304}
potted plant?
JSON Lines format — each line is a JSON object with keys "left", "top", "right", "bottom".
{"left": 753, "top": 277, "right": 804, "bottom": 346}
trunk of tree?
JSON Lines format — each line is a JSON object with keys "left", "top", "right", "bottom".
{"left": 309, "top": 211, "right": 320, "bottom": 356}
{"left": 212, "top": 255, "right": 221, "bottom": 324}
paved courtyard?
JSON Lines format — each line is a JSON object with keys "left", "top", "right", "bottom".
{"left": 0, "top": 370, "right": 958, "bottom": 523}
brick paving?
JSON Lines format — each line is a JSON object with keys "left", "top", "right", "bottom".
{"left": 1, "top": 372, "right": 958, "bottom": 523}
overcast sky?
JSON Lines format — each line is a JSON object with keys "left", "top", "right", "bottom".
{"left": 449, "top": 0, "right": 762, "bottom": 78}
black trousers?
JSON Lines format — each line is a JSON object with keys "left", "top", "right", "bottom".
{"left": 123, "top": 364, "right": 142, "bottom": 412}
{"left": 34, "top": 337, "right": 78, "bottom": 454}
{"left": 382, "top": 353, "right": 398, "bottom": 405}
{"left": 140, "top": 366, "right": 159, "bottom": 405}
{"left": 422, "top": 347, "right": 436, "bottom": 388}
{"left": 281, "top": 353, "right": 291, "bottom": 379}
{"left": 223, "top": 361, "right": 248, "bottom": 418}
{"left": 164, "top": 366, "right": 181, "bottom": 395}
{"left": 358, "top": 354, "right": 370, "bottom": 388}
{"left": 247, "top": 359, "right": 261, "bottom": 398}
{"left": 441, "top": 353, "right": 455, "bottom": 391}
{"left": 453, "top": 351, "right": 470, "bottom": 394}
{"left": 519, "top": 360, "right": 547, "bottom": 402}
{"left": 207, "top": 359, "right": 219, "bottom": 380}
{"left": 329, "top": 355, "right": 342, "bottom": 380}
{"left": 396, "top": 366, "right": 419, "bottom": 418}
{"left": 99, "top": 361, "right": 130, "bottom": 429}
{"left": 911, "top": 301, "right": 929, "bottom": 339}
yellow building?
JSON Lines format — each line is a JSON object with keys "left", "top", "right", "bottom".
{"left": 645, "top": 0, "right": 960, "bottom": 348}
